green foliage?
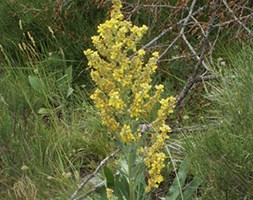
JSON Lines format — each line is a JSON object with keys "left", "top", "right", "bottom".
{"left": 95, "top": 156, "right": 149, "bottom": 200}
{"left": 183, "top": 46, "right": 253, "bottom": 199}
{"left": 0, "top": 49, "right": 114, "bottom": 200}
{"left": 165, "top": 158, "right": 202, "bottom": 200}
{"left": 0, "top": 0, "right": 109, "bottom": 85}
{"left": 0, "top": 4, "right": 115, "bottom": 194}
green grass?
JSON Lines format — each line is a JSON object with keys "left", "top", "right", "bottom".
{"left": 0, "top": 0, "right": 110, "bottom": 86}
{"left": 0, "top": 2, "right": 114, "bottom": 198}
{"left": 183, "top": 45, "right": 253, "bottom": 199}
{"left": 0, "top": 46, "right": 114, "bottom": 199}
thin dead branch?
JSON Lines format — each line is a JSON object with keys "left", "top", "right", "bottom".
{"left": 194, "top": 74, "right": 219, "bottom": 83}
{"left": 222, "top": 0, "right": 252, "bottom": 35}
{"left": 171, "top": 122, "right": 221, "bottom": 134}
{"left": 182, "top": 33, "right": 210, "bottom": 72}
{"left": 158, "top": 0, "right": 197, "bottom": 61}
{"left": 214, "top": 13, "right": 253, "bottom": 27}
{"left": 175, "top": 0, "right": 218, "bottom": 108}
{"left": 140, "top": 3, "right": 209, "bottom": 51}
{"left": 74, "top": 181, "right": 105, "bottom": 200}
{"left": 70, "top": 148, "right": 120, "bottom": 200}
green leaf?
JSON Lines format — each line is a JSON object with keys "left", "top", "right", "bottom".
{"left": 119, "top": 159, "right": 128, "bottom": 175}
{"left": 94, "top": 186, "right": 107, "bottom": 200}
{"left": 38, "top": 107, "right": 51, "bottom": 115}
{"left": 182, "top": 177, "right": 202, "bottom": 200}
{"left": 114, "top": 174, "right": 129, "bottom": 200}
{"left": 65, "top": 65, "right": 73, "bottom": 84}
{"left": 165, "top": 159, "right": 190, "bottom": 200}
{"left": 67, "top": 87, "right": 74, "bottom": 98}
{"left": 28, "top": 75, "right": 46, "bottom": 94}
{"left": 133, "top": 170, "right": 149, "bottom": 200}
{"left": 103, "top": 166, "right": 115, "bottom": 188}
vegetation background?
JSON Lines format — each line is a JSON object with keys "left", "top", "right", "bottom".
{"left": 0, "top": 0, "right": 252, "bottom": 199}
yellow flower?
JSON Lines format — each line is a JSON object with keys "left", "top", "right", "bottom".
{"left": 108, "top": 90, "right": 126, "bottom": 112}
{"left": 119, "top": 124, "right": 140, "bottom": 143}
{"left": 106, "top": 188, "right": 118, "bottom": 200}
{"left": 84, "top": 0, "right": 175, "bottom": 192}
{"left": 144, "top": 152, "right": 166, "bottom": 192}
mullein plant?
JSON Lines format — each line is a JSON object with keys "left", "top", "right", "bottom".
{"left": 84, "top": 0, "right": 175, "bottom": 197}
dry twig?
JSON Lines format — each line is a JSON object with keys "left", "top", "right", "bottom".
{"left": 175, "top": 0, "right": 218, "bottom": 108}
{"left": 70, "top": 148, "right": 120, "bottom": 200}
{"left": 222, "top": 0, "right": 252, "bottom": 35}
{"left": 158, "top": 0, "right": 197, "bottom": 61}
{"left": 129, "top": 3, "right": 210, "bottom": 61}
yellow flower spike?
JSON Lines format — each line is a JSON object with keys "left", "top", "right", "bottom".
{"left": 84, "top": 0, "right": 175, "bottom": 193}
{"left": 111, "top": 0, "right": 123, "bottom": 20}
{"left": 155, "top": 84, "right": 164, "bottom": 91}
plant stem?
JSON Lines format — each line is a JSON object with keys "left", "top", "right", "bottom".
{"left": 128, "top": 146, "right": 134, "bottom": 200}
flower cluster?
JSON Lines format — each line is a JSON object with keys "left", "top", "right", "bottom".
{"left": 119, "top": 124, "right": 141, "bottom": 143}
{"left": 144, "top": 151, "right": 166, "bottom": 192}
{"left": 143, "top": 96, "right": 175, "bottom": 192}
{"left": 84, "top": 0, "right": 175, "bottom": 192}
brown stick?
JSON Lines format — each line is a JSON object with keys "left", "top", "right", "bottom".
{"left": 175, "top": 0, "right": 218, "bottom": 108}
{"left": 70, "top": 148, "right": 120, "bottom": 200}
{"left": 222, "top": 0, "right": 252, "bottom": 35}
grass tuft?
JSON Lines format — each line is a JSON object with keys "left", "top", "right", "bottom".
{"left": 183, "top": 45, "right": 253, "bottom": 199}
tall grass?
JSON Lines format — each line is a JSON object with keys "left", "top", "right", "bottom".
{"left": 183, "top": 45, "right": 253, "bottom": 199}
{"left": 0, "top": 0, "right": 110, "bottom": 86}
{"left": 0, "top": 34, "right": 114, "bottom": 200}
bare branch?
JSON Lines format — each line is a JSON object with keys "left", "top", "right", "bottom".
{"left": 178, "top": 0, "right": 197, "bottom": 34}
{"left": 214, "top": 13, "right": 253, "bottom": 27}
{"left": 171, "top": 122, "right": 221, "bottom": 134}
{"left": 74, "top": 181, "right": 106, "bottom": 200}
{"left": 142, "top": 4, "right": 180, "bottom": 9}
{"left": 159, "top": 55, "right": 190, "bottom": 62}
{"left": 175, "top": 0, "right": 218, "bottom": 108}
{"left": 222, "top": 0, "right": 252, "bottom": 35}
{"left": 140, "top": 3, "right": 209, "bottom": 51}
{"left": 194, "top": 74, "right": 219, "bottom": 83}
{"left": 158, "top": 35, "right": 181, "bottom": 61}
{"left": 70, "top": 148, "right": 121, "bottom": 200}
{"left": 141, "top": 27, "right": 173, "bottom": 50}
{"left": 182, "top": 33, "right": 210, "bottom": 72}
{"left": 158, "top": 0, "right": 197, "bottom": 61}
